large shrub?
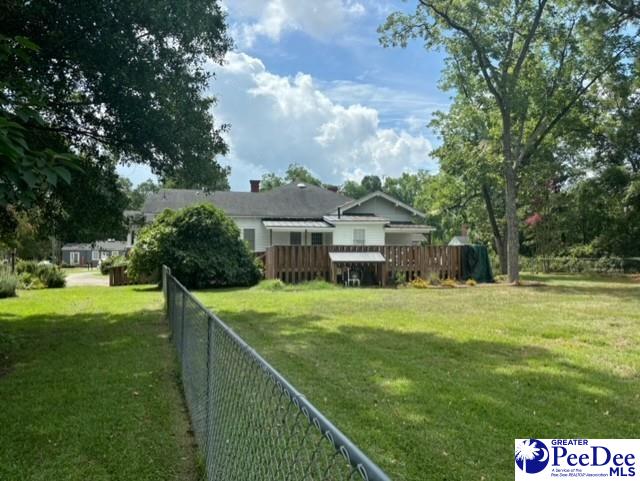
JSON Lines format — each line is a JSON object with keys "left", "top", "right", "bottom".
{"left": 128, "top": 204, "right": 261, "bottom": 288}
{"left": 16, "top": 261, "right": 65, "bottom": 289}
{"left": 0, "top": 268, "right": 17, "bottom": 298}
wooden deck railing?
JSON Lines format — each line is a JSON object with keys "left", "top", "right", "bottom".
{"left": 264, "top": 245, "right": 462, "bottom": 284}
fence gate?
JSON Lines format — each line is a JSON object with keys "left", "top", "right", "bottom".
{"left": 162, "top": 266, "right": 392, "bottom": 481}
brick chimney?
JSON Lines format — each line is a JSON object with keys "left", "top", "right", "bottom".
{"left": 250, "top": 179, "right": 260, "bottom": 193}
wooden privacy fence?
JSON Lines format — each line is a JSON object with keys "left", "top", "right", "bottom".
{"left": 264, "top": 245, "right": 462, "bottom": 285}
{"left": 109, "top": 265, "right": 130, "bottom": 286}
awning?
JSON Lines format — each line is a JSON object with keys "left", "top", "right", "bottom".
{"left": 262, "top": 220, "right": 334, "bottom": 231}
{"left": 329, "top": 252, "right": 386, "bottom": 263}
{"left": 384, "top": 224, "right": 436, "bottom": 233}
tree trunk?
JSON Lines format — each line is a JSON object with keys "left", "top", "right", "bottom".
{"left": 504, "top": 163, "right": 520, "bottom": 282}
{"left": 481, "top": 184, "right": 507, "bottom": 274}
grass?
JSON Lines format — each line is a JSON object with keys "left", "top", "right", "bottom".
{"left": 0, "top": 286, "right": 199, "bottom": 481}
{"left": 195, "top": 274, "right": 640, "bottom": 481}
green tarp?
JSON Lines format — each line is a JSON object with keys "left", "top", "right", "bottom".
{"left": 461, "top": 245, "right": 494, "bottom": 283}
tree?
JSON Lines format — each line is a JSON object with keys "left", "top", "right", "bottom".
{"left": 342, "top": 175, "right": 384, "bottom": 199}
{"left": 47, "top": 159, "right": 129, "bottom": 243}
{"left": 341, "top": 180, "right": 368, "bottom": 199}
{"left": 1, "top": 0, "right": 232, "bottom": 199}
{"left": 361, "top": 175, "right": 382, "bottom": 193}
{"left": 284, "top": 164, "right": 322, "bottom": 186}
{"left": 260, "top": 164, "right": 322, "bottom": 191}
{"left": 129, "top": 180, "right": 160, "bottom": 211}
{"left": 128, "top": 204, "right": 261, "bottom": 288}
{"left": 380, "top": 0, "right": 636, "bottom": 282}
{"left": 260, "top": 172, "right": 286, "bottom": 191}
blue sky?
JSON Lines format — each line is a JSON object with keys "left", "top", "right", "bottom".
{"left": 118, "top": 0, "right": 451, "bottom": 190}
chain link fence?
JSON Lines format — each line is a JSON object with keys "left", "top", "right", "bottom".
{"left": 163, "top": 266, "right": 392, "bottom": 481}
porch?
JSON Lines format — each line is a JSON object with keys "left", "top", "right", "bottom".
{"left": 264, "top": 245, "right": 463, "bottom": 285}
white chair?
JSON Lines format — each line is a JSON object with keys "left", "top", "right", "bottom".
{"left": 347, "top": 269, "right": 361, "bottom": 287}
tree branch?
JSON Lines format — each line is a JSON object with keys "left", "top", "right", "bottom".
{"left": 419, "top": 0, "right": 504, "bottom": 108}
{"left": 513, "top": 0, "right": 548, "bottom": 80}
{"left": 520, "top": 42, "right": 634, "bottom": 164}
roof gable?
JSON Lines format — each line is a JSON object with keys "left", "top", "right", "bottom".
{"left": 338, "top": 191, "right": 426, "bottom": 219}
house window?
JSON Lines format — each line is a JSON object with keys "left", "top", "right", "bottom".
{"left": 101, "top": 251, "right": 109, "bottom": 260}
{"left": 243, "top": 228, "right": 256, "bottom": 251}
{"left": 311, "top": 232, "right": 323, "bottom": 245}
{"left": 70, "top": 252, "right": 80, "bottom": 265}
{"left": 91, "top": 250, "right": 99, "bottom": 261}
{"left": 111, "top": 251, "right": 119, "bottom": 257}
{"left": 290, "top": 232, "right": 302, "bottom": 245}
{"left": 353, "top": 228, "right": 365, "bottom": 245}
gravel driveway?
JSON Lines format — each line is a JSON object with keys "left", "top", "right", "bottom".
{"left": 66, "top": 271, "right": 109, "bottom": 287}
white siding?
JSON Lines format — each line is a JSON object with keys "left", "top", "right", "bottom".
{"left": 345, "top": 197, "right": 416, "bottom": 222}
{"left": 233, "top": 217, "right": 269, "bottom": 252}
{"left": 272, "top": 231, "right": 290, "bottom": 246}
{"left": 332, "top": 223, "right": 385, "bottom": 245}
{"left": 271, "top": 231, "right": 333, "bottom": 246}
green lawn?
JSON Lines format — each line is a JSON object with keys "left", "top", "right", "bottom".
{"left": 0, "top": 286, "right": 199, "bottom": 481}
{"left": 195, "top": 274, "right": 640, "bottom": 481}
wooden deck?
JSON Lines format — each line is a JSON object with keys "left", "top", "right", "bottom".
{"left": 264, "top": 245, "right": 462, "bottom": 285}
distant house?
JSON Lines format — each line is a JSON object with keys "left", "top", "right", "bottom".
{"left": 128, "top": 180, "right": 435, "bottom": 253}
{"left": 61, "top": 240, "right": 129, "bottom": 267}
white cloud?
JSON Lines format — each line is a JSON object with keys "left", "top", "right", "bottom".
{"left": 211, "top": 52, "right": 437, "bottom": 190}
{"left": 228, "top": 0, "right": 366, "bottom": 47}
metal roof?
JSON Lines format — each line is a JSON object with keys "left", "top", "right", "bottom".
{"left": 263, "top": 220, "right": 333, "bottom": 229}
{"left": 323, "top": 215, "right": 389, "bottom": 223}
{"left": 385, "top": 224, "right": 436, "bottom": 233}
{"left": 329, "top": 252, "right": 386, "bottom": 263}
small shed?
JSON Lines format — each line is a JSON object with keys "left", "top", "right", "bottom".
{"left": 448, "top": 235, "right": 471, "bottom": 246}
{"left": 328, "top": 251, "right": 386, "bottom": 286}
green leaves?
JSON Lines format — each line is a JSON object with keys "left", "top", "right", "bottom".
{"left": 129, "top": 204, "right": 261, "bottom": 288}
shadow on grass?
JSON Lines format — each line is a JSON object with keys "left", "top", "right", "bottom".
{"left": 214, "top": 308, "right": 639, "bottom": 481}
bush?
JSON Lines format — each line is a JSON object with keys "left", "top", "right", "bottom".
{"left": 521, "top": 256, "right": 630, "bottom": 274}
{"left": 128, "top": 204, "right": 261, "bottom": 289}
{"left": 99, "top": 255, "right": 128, "bottom": 275}
{"left": 16, "top": 260, "right": 39, "bottom": 275}
{"left": 442, "top": 278, "right": 457, "bottom": 288}
{"left": 38, "top": 265, "right": 66, "bottom": 288}
{"left": 0, "top": 269, "right": 17, "bottom": 298}
{"left": 16, "top": 262, "right": 65, "bottom": 289}
{"left": 465, "top": 279, "right": 477, "bottom": 286}
{"left": 392, "top": 271, "right": 406, "bottom": 287}
{"left": 410, "top": 277, "right": 429, "bottom": 289}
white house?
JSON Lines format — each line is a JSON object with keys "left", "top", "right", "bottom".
{"left": 131, "top": 180, "right": 435, "bottom": 252}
